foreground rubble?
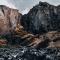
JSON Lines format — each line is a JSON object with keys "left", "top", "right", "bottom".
{"left": 0, "top": 48, "right": 60, "bottom": 60}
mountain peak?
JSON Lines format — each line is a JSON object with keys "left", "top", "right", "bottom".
{"left": 22, "top": 2, "right": 60, "bottom": 34}
{"left": 39, "top": 1, "right": 49, "bottom": 6}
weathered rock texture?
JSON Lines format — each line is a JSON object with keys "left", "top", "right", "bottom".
{"left": 0, "top": 5, "right": 22, "bottom": 35}
{"left": 14, "top": 26, "right": 60, "bottom": 48}
{"left": 15, "top": 2, "right": 60, "bottom": 48}
{"left": 21, "top": 2, "right": 60, "bottom": 34}
{"left": 0, "top": 2, "right": 60, "bottom": 48}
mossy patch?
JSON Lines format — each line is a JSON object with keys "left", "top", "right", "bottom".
{"left": 0, "top": 35, "right": 6, "bottom": 39}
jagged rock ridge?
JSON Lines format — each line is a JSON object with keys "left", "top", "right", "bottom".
{"left": 0, "top": 2, "right": 60, "bottom": 48}
{"left": 21, "top": 2, "right": 60, "bottom": 34}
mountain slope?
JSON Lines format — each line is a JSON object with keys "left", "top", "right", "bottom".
{"left": 0, "top": 5, "right": 22, "bottom": 35}
{"left": 21, "top": 2, "right": 60, "bottom": 34}
{"left": 0, "top": 2, "right": 60, "bottom": 48}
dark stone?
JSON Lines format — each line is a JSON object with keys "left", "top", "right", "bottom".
{"left": 0, "top": 48, "right": 59, "bottom": 60}
{"left": 21, "top": 2, "right": 60, "bottom": 34}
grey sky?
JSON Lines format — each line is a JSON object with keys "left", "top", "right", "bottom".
{"left": 0, "top": 0, "right": 60, "bottom": 14}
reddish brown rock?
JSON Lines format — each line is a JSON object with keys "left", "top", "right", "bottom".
{"left": 0, "top": 5, "right": 22, "bottom": 35}
{"left": 0, "top": 39, "right": 7, "bottom": 46}
{"left": 14, "top": 26, "right": 60, "bottom": 48}
{"left": 46, "top": 32, "right": 60, "bottom": 48}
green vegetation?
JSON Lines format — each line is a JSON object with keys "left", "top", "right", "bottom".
{"left": 0, "top": 35, "right": 6, "bottom": 39}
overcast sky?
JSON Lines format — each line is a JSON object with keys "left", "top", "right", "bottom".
{"left": 0, "top": 0, "right": 60, "bottom": 14}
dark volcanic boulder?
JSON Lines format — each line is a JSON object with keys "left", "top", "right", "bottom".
{"left": 21, "top": 2, "right": 60, "bottom": 34}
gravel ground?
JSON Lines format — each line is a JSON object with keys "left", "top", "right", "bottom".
{"left": 0, "top": 47, "right": 60, "bottom": 60}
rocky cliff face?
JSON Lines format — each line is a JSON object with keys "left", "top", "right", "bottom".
{"left": 0, "top": 5, "right": 22, "bottom": 35}
{"left": 21, "top": 2, "right": 60, "bottom": 34}
{"left": 0, "top": 2, "right": 60, "bottom": 48}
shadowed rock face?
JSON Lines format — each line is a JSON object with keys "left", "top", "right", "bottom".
{"left": 15, "top": 2, "right": 60, "bottom": 48}
{"left": 0, "top": 5, "right": 22, "bottom": 35}
{"left": 21, "top": 2, "right": 60, "bottom": 34}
